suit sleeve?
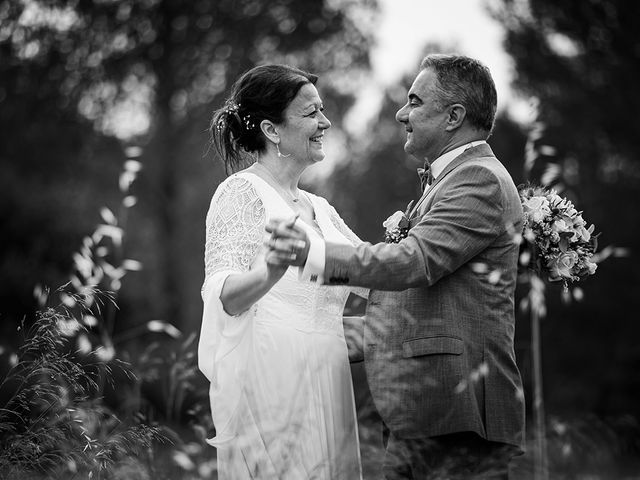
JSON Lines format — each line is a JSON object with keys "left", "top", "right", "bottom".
{"left": 324, "top": 164, "right": 505, "bottom": 290}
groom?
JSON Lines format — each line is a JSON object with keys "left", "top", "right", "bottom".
{"left": 267, "top": 54, "right": 525, "bottom": 479}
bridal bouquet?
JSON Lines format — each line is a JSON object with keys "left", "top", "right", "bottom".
{"left": 383, "top": 201, "right": 413, "bottom": 243}
{"left": 519, "top": 184, "right": 599, "bottom": 286}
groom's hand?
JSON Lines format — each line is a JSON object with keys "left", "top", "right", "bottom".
{"left": 265, "top": 216, "right": 310, "bottom": 267}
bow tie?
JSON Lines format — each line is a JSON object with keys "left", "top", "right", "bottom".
{"left": 417, "top": 162, "right": 434, "bottom": 191}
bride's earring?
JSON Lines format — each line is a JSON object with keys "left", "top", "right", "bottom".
{"left": 276, "top": 143, "right": 291, "bottom": 158}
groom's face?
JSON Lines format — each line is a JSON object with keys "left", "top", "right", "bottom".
{"left": 396, "top": 68, "right": 450, "bottom": 163}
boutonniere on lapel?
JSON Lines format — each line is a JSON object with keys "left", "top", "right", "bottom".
{"left": 383, "top": 201, "right": 414, "bottom": 243}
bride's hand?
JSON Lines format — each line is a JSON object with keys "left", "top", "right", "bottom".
{"left": 252, "top": 244, "right": 289, "bottom": 283}
{"left": 251, "top": 215, "right": 301, "bottom": 284}
{"left": 265, "top": 215, "right": 309, "bottom": 267}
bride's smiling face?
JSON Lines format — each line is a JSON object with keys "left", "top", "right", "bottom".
{"left": 276, "top": 83, "right": 331, "bottom": 164}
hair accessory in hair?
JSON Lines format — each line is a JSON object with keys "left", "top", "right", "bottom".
{"left": 225, "top": 102, "right": 240, "bottom": 114}
{"left": 215, "top": 101, "right": 241, "bottom": 132}
{"left": 242, "top": 114, "right": 257, "bottom": 131}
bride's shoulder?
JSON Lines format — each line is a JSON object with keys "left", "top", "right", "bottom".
{"left": 208, "top": 173, "right": 263, "bottom": 210}
{"left": 303, "top": 189, "right": 327, "bottom": 205}
{"left": 214, "top": 172, "right": 257, "bottom": 194}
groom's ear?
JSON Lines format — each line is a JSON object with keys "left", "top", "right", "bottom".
{"left": 445, "top": 104, "right": 466, "bottom": 131}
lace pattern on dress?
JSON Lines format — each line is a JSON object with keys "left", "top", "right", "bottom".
{"left": 312, "top": 285, "right": 351, "bottom": 334}
{"left": 325, "top": 202, "right": 369, "bottom": 299}
{"left": 204, "top": 176, "right": 265, "bottom": 282}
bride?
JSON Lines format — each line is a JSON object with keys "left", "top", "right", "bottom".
{"left": 198, "top": 64, "right": 366, "bottom": 479}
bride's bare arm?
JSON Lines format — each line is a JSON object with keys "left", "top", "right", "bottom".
{"left": 219, "top": 246, "right": 287, "bottom": 315}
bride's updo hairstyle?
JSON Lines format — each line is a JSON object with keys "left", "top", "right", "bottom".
{"left": 210, "top": 64, "right": 318, "bottom": 174}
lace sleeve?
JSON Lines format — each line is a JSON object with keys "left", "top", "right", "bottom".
{"left": 204, "top": 176, "right": 265, "bottom": 281}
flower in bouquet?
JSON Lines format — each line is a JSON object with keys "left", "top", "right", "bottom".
{"left": 519, "top": 184, "right": 599, "bottom": 286}
{"left": 383, "top": 201, "right": 413, "bottom": 243}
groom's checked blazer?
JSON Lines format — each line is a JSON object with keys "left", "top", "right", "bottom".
{"left": 326, "top": 144, "right": 525, "bottom": 450}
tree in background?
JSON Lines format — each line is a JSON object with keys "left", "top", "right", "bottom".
{"left": 485, "top": 2, "right": 640, "bottom": 475}
{"left": 490, "top": 0, "right": 640, "bottom": 417}
{"left": 0, "top": 0, "right": 378, "bottom": 341}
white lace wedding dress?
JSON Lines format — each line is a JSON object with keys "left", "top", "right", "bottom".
{"left": 198, "top": 171, "right": 365, "bottom": 479}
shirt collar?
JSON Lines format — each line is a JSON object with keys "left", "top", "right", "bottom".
{"left": 429, "top": 140, "right": 487, "bottom": 180}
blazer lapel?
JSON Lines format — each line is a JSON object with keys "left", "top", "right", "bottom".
{"left": 409, "top": 143, "right": 495, "bottom": 219}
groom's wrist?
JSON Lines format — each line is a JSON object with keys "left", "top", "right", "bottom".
{"left": 299, "top": 236, "right": 325, "bottom": 283}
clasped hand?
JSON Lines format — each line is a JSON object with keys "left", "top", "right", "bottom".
{"left": 264, "top": 215, "right": 310, "bottom": 268}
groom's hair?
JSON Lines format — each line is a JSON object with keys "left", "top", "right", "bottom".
{"left": 420, "top": 54, "right": 498, "bottom": 135}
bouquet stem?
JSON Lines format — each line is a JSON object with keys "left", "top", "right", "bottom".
{"left": 531, "top": 295, "right": 549, "bottom": 480}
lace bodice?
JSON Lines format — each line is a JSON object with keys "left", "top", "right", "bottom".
{"left": 203, "top": 172, "right": 365, "bottom": 336}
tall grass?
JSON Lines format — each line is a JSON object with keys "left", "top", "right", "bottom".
{"left": 0, "top": 154, "right": 213, "bottom": 479}
{"left": 0, "top": 288, "right": 164, "bottom": 479}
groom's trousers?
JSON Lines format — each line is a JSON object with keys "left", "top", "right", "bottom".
{"left": 382, "top": 427, "right": 515, "bottom": 480}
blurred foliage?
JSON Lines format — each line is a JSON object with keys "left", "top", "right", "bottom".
{"left": 487, "top": 0, "right": 640, "bottom": 423}
{"left": 490, "top": 0, "right": 640, "bottom": 186}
